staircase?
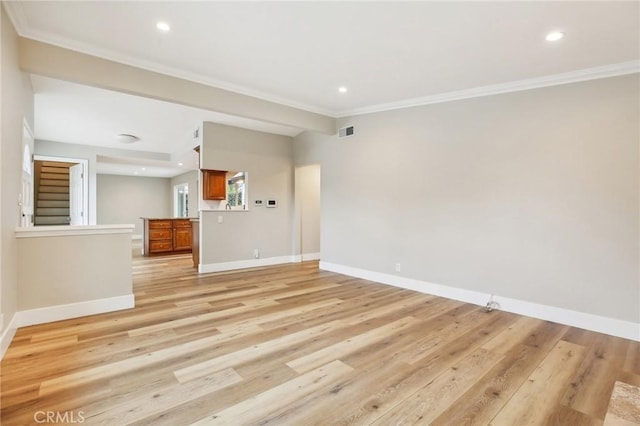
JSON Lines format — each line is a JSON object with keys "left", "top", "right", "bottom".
{"left": 34, "top": 160, "right": 73, "bottom": 226}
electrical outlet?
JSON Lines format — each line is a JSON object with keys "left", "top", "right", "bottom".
{"left": 254, "top": 249, "right": 260, "bottom": 259}
{"left": 395, "top": 263, "right": 401, "bottom": 273}
{"left": 218, "top": 215, "right": 223, "bottom": 224}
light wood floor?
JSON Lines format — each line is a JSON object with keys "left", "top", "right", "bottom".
{"left": 2, "top": 253, "right": 639, "bottom": 425}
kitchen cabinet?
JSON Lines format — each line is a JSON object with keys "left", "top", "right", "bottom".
{"left": 202, "top": 169, "right": 227, "bottom": 200}
{"left": 142, "top": 218, "right": 192, "bottom": 256}
{"left": 173, "top": 219, "right": 193, "bottom": 251}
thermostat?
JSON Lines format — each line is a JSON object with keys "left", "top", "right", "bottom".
{"left": 266, "top": 199, "right": 277, "bottom": 208}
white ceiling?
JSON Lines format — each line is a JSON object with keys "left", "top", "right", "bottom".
{"left": 6, "top": 1, "right": 640, "bottom": 176}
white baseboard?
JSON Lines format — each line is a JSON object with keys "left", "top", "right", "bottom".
{"left": 291, "top": 252, "right": 321, "bottom": 263}
{"left": 320, "top": 261, "right": 640, "bottom": 342}
{"left": 0, "top": 314, "right": 18, "bottom": 360}
{"left": 15, "top": 294, "right": 135, "bottom": 328}
{"left": 199, "top": 255, "right": 298, "bottom": 273}
{"left": 301, "top": 252, "right": 321, "bottom": 261}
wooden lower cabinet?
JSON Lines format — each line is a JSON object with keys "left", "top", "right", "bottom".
{"left": 173, "top": 220, "right": 192, "bottom": 251}
{"left": 142, "top": 218, "right": 192, "bottom": 256}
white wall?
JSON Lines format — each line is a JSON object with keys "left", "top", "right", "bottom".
{"left": 170, "top": 170, "right": 199, "bottom": 218}
{"left": 312, "top": 74, "right": 639, "bottom": 327}
{"left": 17, "top": 230, "right": 133, "bottom": 312}
{"left": 97, "top": 174, "right": 172, "bottom": 237}
{"left": 200, "top": 123, "right": 294, "bottom": 268}
{"left": 1, "top": 4, "right": 35, "bottom": 347}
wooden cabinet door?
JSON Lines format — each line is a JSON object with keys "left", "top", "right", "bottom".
{"left": 202, "top": 170, "right": 227, "bottom": 200}
{"left": 173, "top": 227, "right": 192, "bottom": 251}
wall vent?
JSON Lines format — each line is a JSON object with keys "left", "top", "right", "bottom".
{"left": 338, "top": 126, "right": 355, "bottom": 138}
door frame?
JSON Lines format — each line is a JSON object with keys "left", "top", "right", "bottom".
{"left": 34, "top": 155, "right": 89, "bottom": 226}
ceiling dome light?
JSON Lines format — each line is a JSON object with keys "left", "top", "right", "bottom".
{"left": 338, "top": 86, "right": 348, "bottom": 93}
{"left": 116, "top": 134, "right": 139, "bottom": 144}
{"left": 156, "top": 21, "right": 171, "bottom": 32}
{"left": 545, "top": 31, "right": 564, "bottom": 42}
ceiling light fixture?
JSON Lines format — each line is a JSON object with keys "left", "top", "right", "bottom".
{"left": 338, "top": 86, "right": 348, "bottom": 93}
{"left": 116, "top": 134, "right": 139, "bottom": 144}
{"left": 545, "top": 31, "right": 564, "bottom": 42}
{"left": 156, "top": 21, "right": 171, "bottom": 32}
{"left": 178, "top": 162, "right": 183, "bottom": 166}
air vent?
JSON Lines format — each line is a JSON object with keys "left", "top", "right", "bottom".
{"left": 338, "top": 126, "right": 354, "bottom": 138}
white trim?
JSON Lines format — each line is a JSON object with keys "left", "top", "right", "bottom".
{"left": 34, "top": 154, "right": 90, "bottom": 226}
{"left": 301, "top": 252, "right": 321, "bottom": 261}
{"left": 131, "top": 234, "right": 142, "bottom": 240}
{"left": 4, "top": 1, "right": 333, "bottom": 118}
{"left": 15, "top": 224, "right": 134, "bottom": 238}
{"left": 336, "top": 61, "right": 640, "bottom": 117}
{"left": 15, "top": 294, "right": 135, "bottom": 328}
{"left": 319, "top": 261, "right": 640, "bottom": 342}
{"left": 0, "top": 315, "right": 18, "bottom": 361}
{"left": 291, "top": 253, "right": 321, "bottom": 263}
{"left": 199, "top": 255, "right": 297, "bottom": 273}
{"left": 7, "top": 2, "right": 637, "bottom": 120}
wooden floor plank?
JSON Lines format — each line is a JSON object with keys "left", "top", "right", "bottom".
{"left": 561, "top": 334, "right": 630, "bottom": 420}
{"left": 188, "top": 360, "right": 353, "bottom": 425}
{"left": 1, "top": 252, "right": 636, "bottom": 425}
{"left": 490, "top": 340, "right": 588, "bottom": 425}
{"left": 371, "top": 348, "right": 504, "bottom": 425}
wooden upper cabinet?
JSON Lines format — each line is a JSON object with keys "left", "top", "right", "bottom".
{"left": 202, "top": 169, "right": 227, "bottom": 200}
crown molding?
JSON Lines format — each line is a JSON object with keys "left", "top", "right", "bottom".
{"left": 6, "top": 1, "right": 639, "bottom": 121}
{"left": 337, "top": 61, "right": 640, "bottom": 118}
{"left": 4, "top": 1, "right": 334, "bottom": 118}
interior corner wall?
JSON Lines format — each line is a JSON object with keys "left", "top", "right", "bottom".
{"left": 170, "top": 170, "right": 199, "bottom": 219}
{"left": 200, "top": 123, "right": 294, "bottom": 266}
{"left": 97, "top": 174, "right": 172, "bottom": 237}
{"left": 321, "top": 74, "right": 639, "bottom": 325}
{"left": 1, "top": 4, "right": 35, "bottom": 342}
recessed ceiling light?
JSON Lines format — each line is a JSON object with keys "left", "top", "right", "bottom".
{"left": 338, "top": 86, "right": 348, "bottom": 94}
{"left": 178, "top": 162, "right": 183, "bottom": 166}
{"left": 134, "top": 171, "right": 139, "bottom": 175}
{"left": 156, "top": 21, "right": 171, "bottom": 32}
{"left": 545, "top": 31, "right": 564, "bottom": 42}
{"left": 141, "top": 167, "right": 146, "bottom": 171}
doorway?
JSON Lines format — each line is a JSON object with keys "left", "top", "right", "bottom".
{"left": 174, "top": 183, "right": 189, "bottom": 218}
{"left": 294, "top": 164, "right": 321, "bottom": 260}
{"left": 33, "top": 155, "right": 89, "bottom": 226}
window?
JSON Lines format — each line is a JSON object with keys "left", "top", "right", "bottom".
{"left": 174, "top": 183, "right": 189, "bottom": 217}
{"left": 227, "top": 172, "right": 246, "bottom": 209}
